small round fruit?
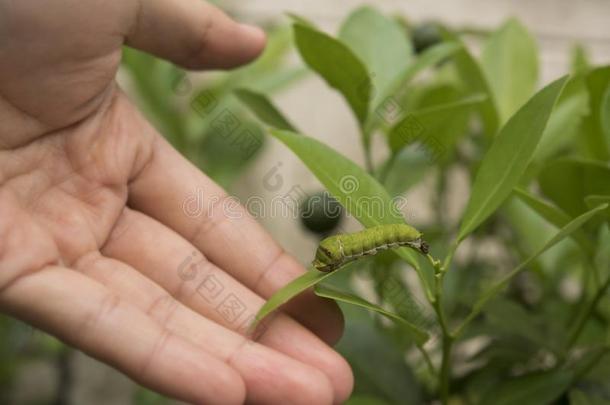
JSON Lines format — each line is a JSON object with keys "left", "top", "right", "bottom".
{"left": 300, "top": 191, "right": 343, "bottom": 235}
{"left": 412, "top": 23, "right": 442, "bottom": 54}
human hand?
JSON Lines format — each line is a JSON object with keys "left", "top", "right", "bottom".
{"left": 0, "top": 1, "right": 353, "bottom": 403}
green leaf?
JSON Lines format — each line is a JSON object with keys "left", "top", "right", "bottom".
{"left": 186, "top": 66, "right": 303, "bottom": 148}
{"left": 185, "top": 26, "right": 301, "bottom": 135}
{"left": 513, "top": 188, "right": 573, "bottom": 228}
{"left": 482, "top": 347, "right": 610, "bottom": 405}
{"left": 570, "top": 44, "right": 591, "bottom": 74}
{"left": 585, "top": 195, "right": 610, "bottom": 221}
{"left": 254, "top": 268, "right": 330, "bottom": 325}
{"left": 503, "top": 197, "right": 564, "bottom": 265}
{"left": 483, "top": 298, "right": 560, "bottom": 353}
{"left": 337, "top": 316, "right": 423, "bottom": 404}
{"left": 234, "top": 88, "right": 296, "bottom": 131}
{"left": 441, "top": 29, "right": 500, "bottom": 136}
{"left": 382, "top": 149, "right": 431, "bottom": 197}
{"left": 368, "top": 42, "right": 461, "bottom": 132}
{"left": 254, "top": 265, "right": 432, "bottom": 341}
{"left": 388, "top": 94, "right": 486, "bottom": 153}
{"left": 534, "top": 75, "right": 590, "bottom": 162}
{"left": 370, "top": 259, "right": 435, "bottom": 332}
{"left": 286, "top": 13, "right": 317, "bottom": 28}
{"left": 268, "top": 129, "right": 435, "bottom": 299}
{"left": 569, "top": 390, "right": 589, "bottom": 405}
{"left": 408, "top": 81, "right": 464, "bottom": 112}
{"left": 539, "top": 158, "right": 610, "bottom": 219}
{"left": 456, "top": 203, "right": 608, "bottom": 335}
{"left": 581, "top": 66, "right": 610, "bottom": 160}
{"left": 479, "top": 369, "right": 573, "bottom": 405}
{"left": 294, "top": 23, "right": 371, "bottom": 127}
{"left": 198, "top": 120, "right": 265, "bottom": 188}
{"left": 314, "top": 284, "right": 429, "bottom": 345}
{"left": 457, "top": 76, "right": 568, "bottom": 242}
{"left": 569, "top": 388, "right": 610, "bottom": 405}
{"left": 245, "top": 67, "right": 308, "bottom": 95}
{"left": 338, "top": 6, "right": 413, "bottom": 110}
{"left": 122, "top": 48, "right": 185, "bottom": 145}
{"left": 514, "top": 187, "right": 594, "bottom": 254}
{"left": 395, "top": 42, "right": 459, "bottom": 88}
{"left": 481, "top": 18, "right": 539, "bottom": 122}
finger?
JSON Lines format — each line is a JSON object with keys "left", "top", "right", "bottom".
{"left": 0, "top": 266, "right": 245, "bottom": 405}
{"left": 77, "top": 253, "right": 336, "bottom": 405}
{"left": 102, "top": 209, "right": 353, "bottom": 403}
{"left": 125, "top": 0, "right": 266, "bottom": 69}
{"left": 128, "top": 135, "right": 345, "bottom": 342}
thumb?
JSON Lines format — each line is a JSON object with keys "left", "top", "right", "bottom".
{"left": 125, "top": 0, "right": 266, "bottom": 69}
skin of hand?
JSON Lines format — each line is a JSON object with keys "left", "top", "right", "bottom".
{"left": 0, "top": 1, "right": 353, "bottom": 404}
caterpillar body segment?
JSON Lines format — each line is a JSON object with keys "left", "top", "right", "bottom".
{"left": 312, "top": 224, "right": 428, "bottom": 272}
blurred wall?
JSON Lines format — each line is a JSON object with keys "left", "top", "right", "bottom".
{"left": 226, "top": 0, "right": 610, "bottom": 79}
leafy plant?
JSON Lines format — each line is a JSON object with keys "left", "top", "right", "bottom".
{"left": 238, "top": 7, "right": 610, "bottom": 404}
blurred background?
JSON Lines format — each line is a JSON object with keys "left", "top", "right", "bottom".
{"left": 2, "top": 1, "right": 610, "bottom": 404}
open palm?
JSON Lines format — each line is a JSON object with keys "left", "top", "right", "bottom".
{"left": 0, "top": 1, "right": 352, "bottom": 403}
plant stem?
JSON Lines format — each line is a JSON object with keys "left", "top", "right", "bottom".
{"left": 417, "top": 345, "right": 437, "bottom": 377}
{"left": 439, "top": 333, "right": 454, "bottom": 404}
{"left": 433, "top": 278, "right": 451, "bottom": 336}
{"left": 431, "top": 258, "right": 453, "bottom": 404}
{"left": 435, "top": 168, "right": 447, "bottom": 227}
{"left": 590, "top": 257, "right": 601, "bottom": 290}
{"left": 361, "top": 128, "right": 375, "bottom": 174}
{"left": 379, "top": 153, "right": 397, "bottom": 184}
{"left": 434, "top": 293, "right": 453, "bottom": 404}
{"left": 364, "top": 145, "right": 374, "bottom": 174}
{"left": 442, "top": 240, "right": 459, "bottom": 273}
{"left": 53, "top": 346, "right": 73, "bottom": 405}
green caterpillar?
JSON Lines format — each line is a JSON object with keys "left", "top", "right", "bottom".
{"left": 312, "top": 224, "right": 429, "bottom": 272}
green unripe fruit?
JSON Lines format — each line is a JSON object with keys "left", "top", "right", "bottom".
{"left": 300, "top": 191, "right": 343, "bottom": 235}
{"left": 412, "top": 23, "right": 442, "bottom": 54}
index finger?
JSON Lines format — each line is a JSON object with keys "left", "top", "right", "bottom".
{"left": 125, "top": 0, "right": 266, "bottom": 69}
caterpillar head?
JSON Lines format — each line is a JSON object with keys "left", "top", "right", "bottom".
{"left": 312, "top": 238, "right": 343, "bottom": 272}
